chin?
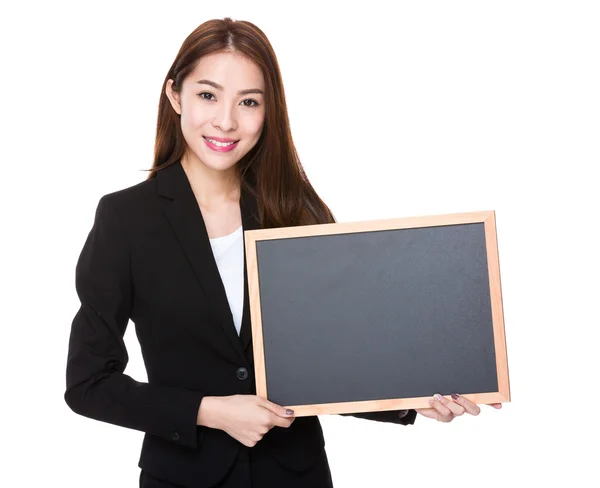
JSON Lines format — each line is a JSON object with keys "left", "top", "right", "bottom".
{"left": 202, "top": 155, "right": 241, "bottom": 172}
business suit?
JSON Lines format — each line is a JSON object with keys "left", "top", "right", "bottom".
{"left": 65, "top": 160, "right": 417, "bottom": 488}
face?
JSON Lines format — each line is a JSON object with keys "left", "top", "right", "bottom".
{"left": 166, "top": 51, "right": 266, "bottom": 173}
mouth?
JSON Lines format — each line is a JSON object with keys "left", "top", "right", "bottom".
{"left": 203, "top": 136, "right": 240, "bottom": 152}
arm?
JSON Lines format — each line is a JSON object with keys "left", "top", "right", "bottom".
{"left": 64, "top": 195, "right": 206, "bottom": 449}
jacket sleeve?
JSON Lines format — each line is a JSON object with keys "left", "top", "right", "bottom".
{"left": 64, "top": 195, "right": 206, "bottom": 449}
{"left": 340, "top": 409, "right": 417, "bottom": 425}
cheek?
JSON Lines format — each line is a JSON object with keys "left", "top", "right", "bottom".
{"left": 244, "top": 114, "right": 265, "bottom": 137}
{"left": 181, "top": 108, "right": 205, "bottom": 131}
{"left": 179, "top": 96, "right": 207, "bottom": 133}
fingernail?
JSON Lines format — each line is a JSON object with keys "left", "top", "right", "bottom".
{"left": 434, "top": 393, "right": 443, "bottom": 401}
{"left": 428, "top": 399, "right": 434, "bottom": 406}
{"left": 451, "top": 393, "right": 460, "bottom": 400}
{"left": 286, "top": 409, "right": 294, "bottom": 415}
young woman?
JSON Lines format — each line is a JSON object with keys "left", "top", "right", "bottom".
{"left": 65, "top": 17, "right": 501, "bottom": 488}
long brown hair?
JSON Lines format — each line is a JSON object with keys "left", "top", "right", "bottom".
{"left": 144, "top": 17, "right": 335, "bottom": 228}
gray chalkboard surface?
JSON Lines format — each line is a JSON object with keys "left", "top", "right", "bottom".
{"left": 244, "top": 211, "right": 510, "bottom": 416}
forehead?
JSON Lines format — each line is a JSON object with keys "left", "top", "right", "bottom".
{"left": 189, "top": 51, "right": 265, "bottom": 90}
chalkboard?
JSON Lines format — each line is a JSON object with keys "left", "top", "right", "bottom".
{"left": 244, "top": 211, "right": 510, "bottom": 416}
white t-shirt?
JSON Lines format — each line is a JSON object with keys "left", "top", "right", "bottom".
{"left": 209, "top": 225, "right": 244, "bottom": 336}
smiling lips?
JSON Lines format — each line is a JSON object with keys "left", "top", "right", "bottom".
{"left": 203, "top": 136, "right": 239, "bottom": 152}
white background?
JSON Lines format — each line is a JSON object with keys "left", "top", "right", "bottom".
{"left": 2, "top": 1, "right": 599, "bottom": 486}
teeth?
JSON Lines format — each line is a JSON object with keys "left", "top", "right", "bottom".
{"left": 207, "top": 138, "right": 236, "bottom": 147}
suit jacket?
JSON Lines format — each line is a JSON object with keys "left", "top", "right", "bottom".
{"left": 64, "top": 160, "right": 416, "bottom": 487}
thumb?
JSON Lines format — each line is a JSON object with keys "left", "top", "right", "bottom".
{"left": 262, "top": 399, "right": 295, "bottom": 418}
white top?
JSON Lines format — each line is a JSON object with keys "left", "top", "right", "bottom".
{"left": 209, "top": 225, "right": 244, "bottom": 336}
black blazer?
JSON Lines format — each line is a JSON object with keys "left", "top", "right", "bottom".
{"left": 64, "top": 160, "right": 416, "bottom": 487}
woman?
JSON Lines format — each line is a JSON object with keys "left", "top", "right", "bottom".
{"left": 64, "top": 17, "right": 501, "bottom": 488}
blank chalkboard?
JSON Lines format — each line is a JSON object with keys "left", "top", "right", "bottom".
{"left": 244, "top": 211, "right": 510, "bottom": 416}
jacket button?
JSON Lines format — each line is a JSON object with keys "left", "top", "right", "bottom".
{"left": 171, "top": 431, "right": 180, "bottom": 441}
{"left": 236, "top": 367, "right": 249, "bottom": 380}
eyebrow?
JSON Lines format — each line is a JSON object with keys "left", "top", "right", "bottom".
{"left": 195, "top": 79, "right": 264, "bottom": 96}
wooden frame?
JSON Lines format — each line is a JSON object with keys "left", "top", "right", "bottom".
{"left": 244, "top": 210, "right": 510, "bottom": 416}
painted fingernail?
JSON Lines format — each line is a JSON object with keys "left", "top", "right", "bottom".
{"left": 286, "top": 409, "right": 294, "bottom": 415}
{"left": 451, "top": 393, "right": 460, "bottom": 400}
{"left": 434, "top": 393, "right": 443, "bottom": 401}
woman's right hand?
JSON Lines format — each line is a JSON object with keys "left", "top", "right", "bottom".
{"left": 197, "top": 394, "right": 295, "bottom": 447}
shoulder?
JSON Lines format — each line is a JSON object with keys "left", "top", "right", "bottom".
{"left": 91, "top": 177, "right": 159, "bottom": 237}
{"left": 93, "top": 176, "right": 160, "bottom": 226}
{"left": 98, "top": 177, "right": 156, "bottom": 212}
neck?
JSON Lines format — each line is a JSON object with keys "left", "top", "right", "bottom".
{"left": 181, "top": 152, "right": 241, "bottom": 207}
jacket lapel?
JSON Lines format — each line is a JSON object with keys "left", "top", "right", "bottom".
{"left": 156, "top": 160, "right": 261, "bottom": 365}
{"left": 239, "top": 182, "right": 261, "bottom": 355}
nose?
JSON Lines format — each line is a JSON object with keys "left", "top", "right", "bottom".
{"left": 212, "top": 101, "right": 237, "bottom": 132}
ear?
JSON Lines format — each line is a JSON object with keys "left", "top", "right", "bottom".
{"left": 165, "top": 79, "right": 182, "bottom": 115}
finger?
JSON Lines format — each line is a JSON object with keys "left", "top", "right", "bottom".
{"left": 427, "top": 395, "right": 454, "bottom": 422}
{"left": 449, "top": 393, "right": 481, "bottom": 415}
{"left": 261, "top": 399, "right": 295, "bottom": 418}
{"left": 487, "top": 403, "right": 502, "bottom": 409}
{"left": 270, "top": 414, "right": 296, "bottom": 428}
{"left": 433, "top": 393, "right": 465, "bottom": 417}
{"left": 414, "top": 407, "right": 442, "bottom": 420}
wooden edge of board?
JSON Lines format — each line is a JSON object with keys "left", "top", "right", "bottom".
{"left": 278, "top": 392, "right": 510, "bottom": 417}
{"left": 244, "top": 231, "right": 268, "bottom": 398}
{"left": 483, "top": 212, "right": 511, "bottom": 402}
{"left": 245, "top": 210, "right": 494, "bottom": 241}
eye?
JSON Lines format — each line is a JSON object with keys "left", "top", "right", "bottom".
{"left": 197, "top": 93, "right": 260, "bottom": 107}
{"left": 242, "top": 99, "right": 260, "bottom": 107}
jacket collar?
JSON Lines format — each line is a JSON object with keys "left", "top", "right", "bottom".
{"left": 156, "top": 160, "right": 260, "bottom": 365}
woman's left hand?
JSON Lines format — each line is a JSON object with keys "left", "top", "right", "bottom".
{"left": 414, "top": 393, "right": 502, "bottom": 422}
